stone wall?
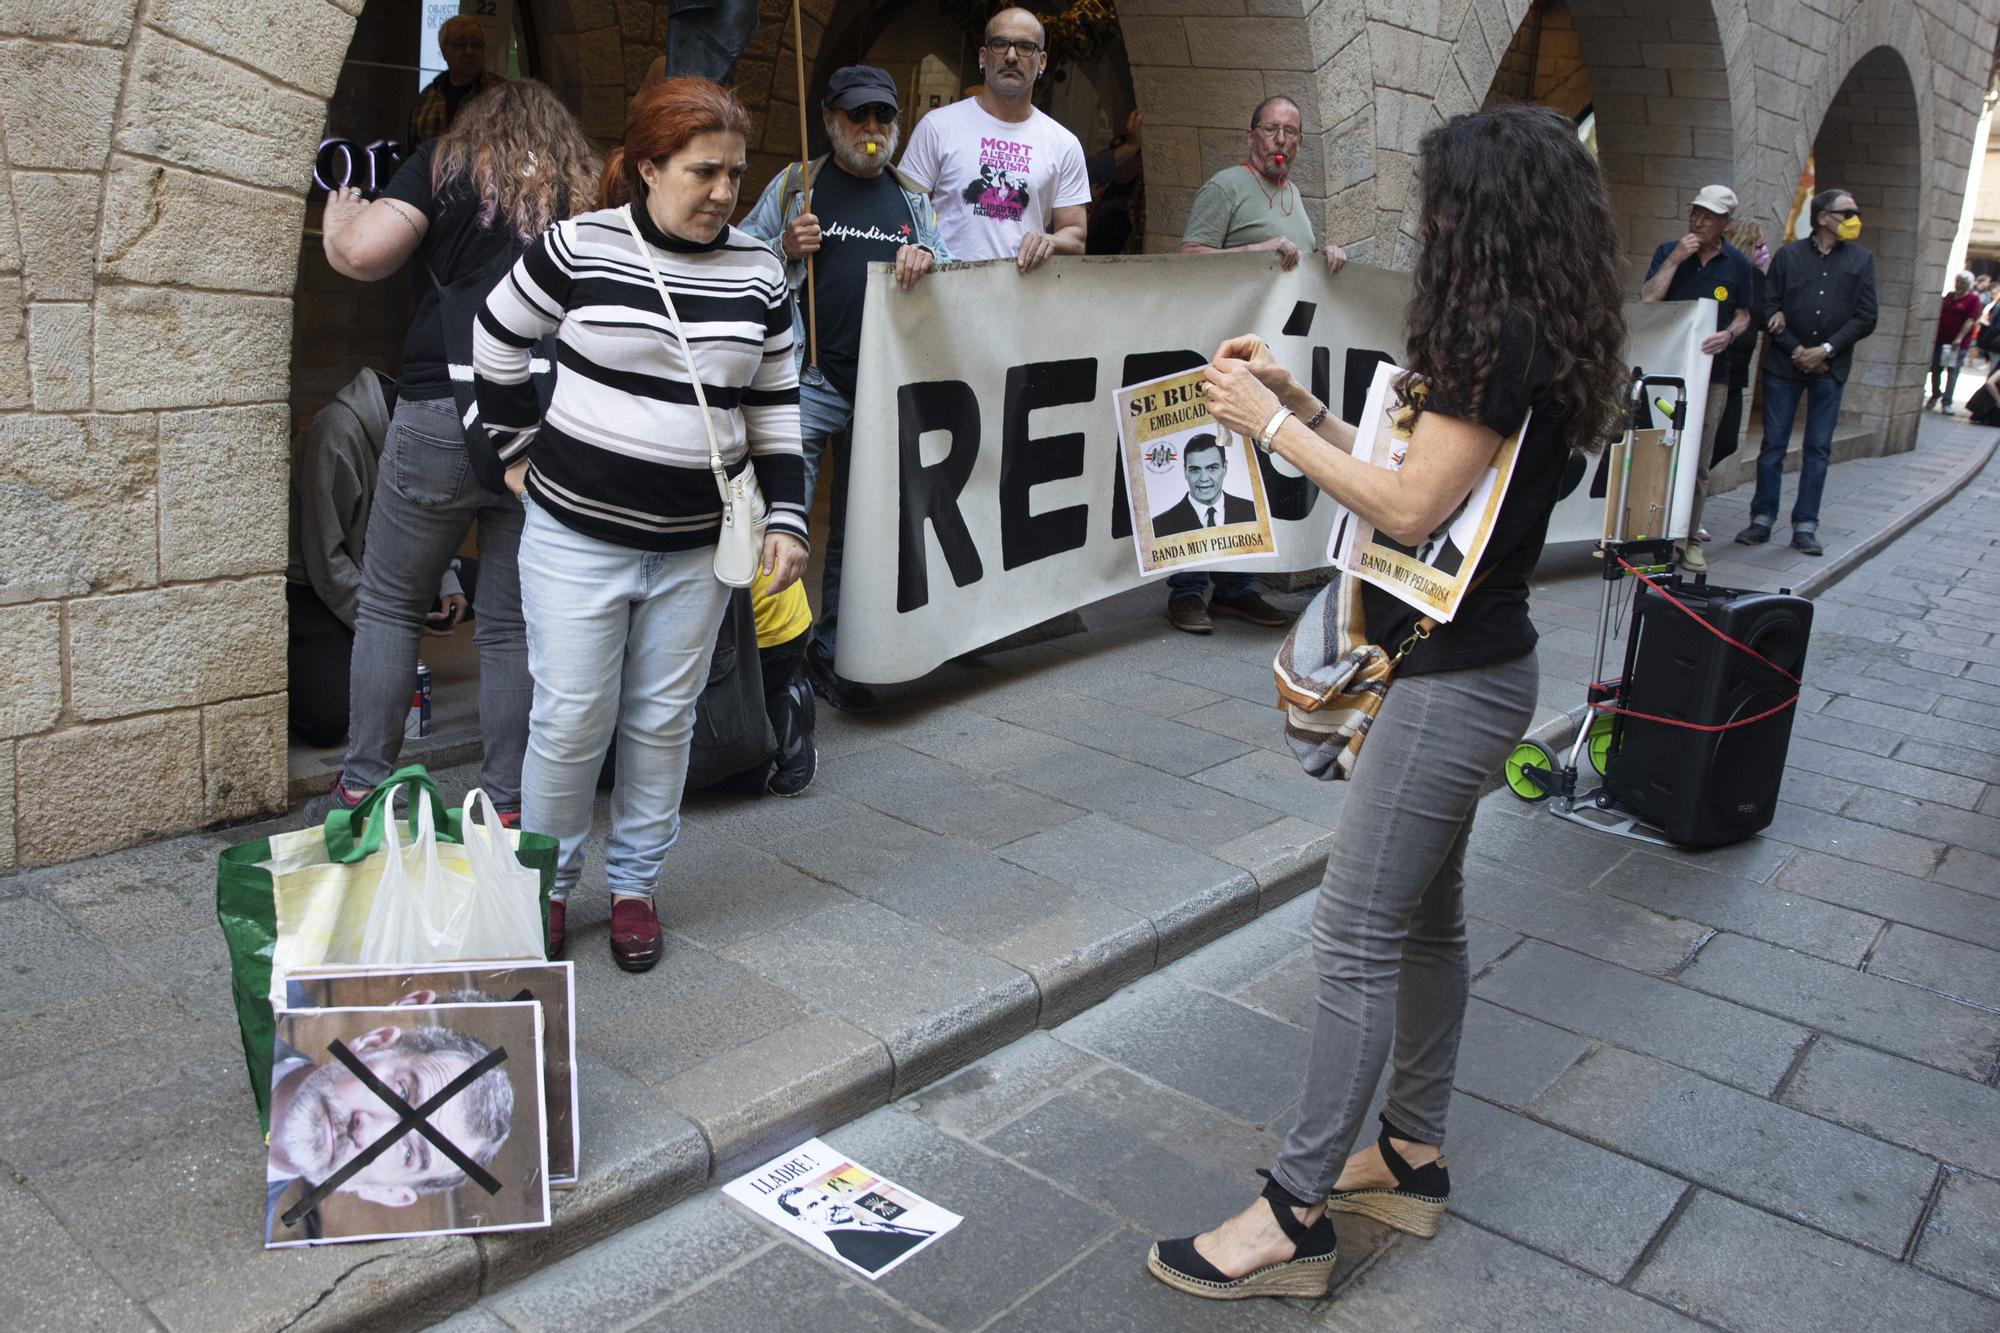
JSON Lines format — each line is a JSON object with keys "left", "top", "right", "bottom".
{"left": 0, "top": 0, "right": 1994, "bottom": 869}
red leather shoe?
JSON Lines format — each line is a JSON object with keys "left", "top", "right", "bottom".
{"left": 546, "top": 900, "right": 566, "bottom": 960}
{"left": 609, "top": 896, "right": 662, "bottom": 972}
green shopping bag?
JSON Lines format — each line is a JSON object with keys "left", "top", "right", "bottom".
{"left": 215, "top": 765, "right": 557, "bottom": 1132}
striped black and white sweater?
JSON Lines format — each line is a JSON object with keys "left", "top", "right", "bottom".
{"left": 473, "top": 204, "right": 806, "bottom": 552}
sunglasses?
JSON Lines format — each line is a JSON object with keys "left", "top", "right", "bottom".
{"left": 1827, "top": 207, "right": 1860, "bottom": 219}
{"left": 842, "top": 103, "right": 898, "bottom": 126}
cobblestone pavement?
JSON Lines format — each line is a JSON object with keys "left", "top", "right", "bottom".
{"left": 436, "top": 455, "right": 2000, "bottom": 1330}
{"left": 0, "top": 416, "right": 1994, "bottom": 1331}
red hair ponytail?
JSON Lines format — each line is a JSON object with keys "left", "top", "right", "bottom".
{"left": 603, "top": 77, "right": 752, "bottom": 208}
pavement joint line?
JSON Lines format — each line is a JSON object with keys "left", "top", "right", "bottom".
{"left": 620, "top": 1237, "right": 787, "bottom": 1332}
{"left": 1903, "top": 1162, "right": 1952, "bottom": 1265}
{"left": 1449, "top": 1085, "right": 1925, "bottom": 1266}
{"left": 1768, "top": 1031, "right": 1821, "bottom": 1105}
{"left": 968, "top": 1222, "right": 1127, "bottom": 1333}
{"left": 1615, "top": 1181, "right": 1699, "bottom": 1290}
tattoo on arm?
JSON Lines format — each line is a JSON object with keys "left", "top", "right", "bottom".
{"left": 382, "top": 199, "right": 424, "bottom": 240}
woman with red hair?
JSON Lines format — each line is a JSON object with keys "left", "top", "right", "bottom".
{"left": 475, "top": 77, "right": 808, "bottom": 972}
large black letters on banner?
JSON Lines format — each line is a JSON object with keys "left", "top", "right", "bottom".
{"left": 896, "top": 381, "right": 985, "bottom": 612}
{"left": 1001, "top": 359, "right": 1097, "bottom": 569}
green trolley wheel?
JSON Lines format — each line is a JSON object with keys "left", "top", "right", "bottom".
{"left": 1587, "top": 715, "right": 1617, "bottom": 775}
{"left": 1504, "top": 740, "right": 1555, "bottom": 802}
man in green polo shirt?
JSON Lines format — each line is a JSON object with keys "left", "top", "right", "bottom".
{"left": 1169, "top": 94, "right": 1345, "bottom": 634}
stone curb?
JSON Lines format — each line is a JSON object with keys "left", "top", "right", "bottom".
{"left": 276, "top": 438, "right": 1995, "bottom": 1330}
{"left": 1511, "top": 430, "right": 2000, "bottom": 772}
{"left": 305, "top": 829, "right": 1333, "bottom": 1333}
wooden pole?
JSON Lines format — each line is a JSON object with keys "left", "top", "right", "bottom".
{"left": 792, "top": 0, "right": 817, "bottom": 368}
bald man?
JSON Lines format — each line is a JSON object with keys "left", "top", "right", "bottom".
{"left": 898, "top": 6, "right": 1090, "bottom": 274}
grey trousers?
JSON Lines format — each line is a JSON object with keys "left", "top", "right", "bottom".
{"left": 343, "top": 396, "right": 529, "bottom": 807}
{"left": 1272, "top": 649, "right": 1540, "bottom": 1200}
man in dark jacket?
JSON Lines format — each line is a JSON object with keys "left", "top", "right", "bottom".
{"left": 1153, "top": 435, "right": 1255, "bottom": 536}
{"left": 1736, "top": 187, "right": 1877, "bottom": 557}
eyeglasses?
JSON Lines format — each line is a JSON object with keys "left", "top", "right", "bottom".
{"left": 1255, "top": 123, "right": 1302, "bottom": 142}
{"left": 982, "top": 37, "right": 1042, "bottom": 57}
{"left": 842, "top": 103, "right": 898, "bottom": 126}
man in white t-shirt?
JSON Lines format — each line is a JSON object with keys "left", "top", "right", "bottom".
{"left": 898, "top": 6, "right": 1090, "bottom": 272}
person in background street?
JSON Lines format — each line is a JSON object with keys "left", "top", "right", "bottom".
{"left": 1085, "top": 110, "right": 1143, "bottom": 255}
{"left": 286, "top": 368, "right": 466, "bottom": 748}
{"left": 1737, "top": 187, "right": 1877, "bottom": 558}
{"left": 1641, "top": 184, "right": 1754, "bottom": 573}
{"left": 314, "top": 80, "right": 600, "bottom": 826}
{"left": 1931, "top": 271, "right": 1982, "bottom": 412}
{"left": 739, "top": 64, "right": 950, "bottom": 714}
{"left": 409, "top": 16, "right": 505, "bottom": 145}
{"left": 475, "top": 78, "right": 807, "bottom": 972}
{"left": 1146, "top": 105, "right": 1628, "bottom": 1302}
{"left": 1710, "top": 217, "right": 1771, "bottom": 471}
{"left": 898, "top": 7, "right": 1091, "bottom": 275}
{"left": 1165, "top": 93, "right": 1347, "bottom": 633}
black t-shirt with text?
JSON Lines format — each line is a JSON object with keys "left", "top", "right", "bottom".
{"left": 1362, "top": 321, "right": 1572, "bottom": 676}
{"left": 803, "top": 162, "right": 914, "bottom": 402}
{"left": 382, "top": 141, "right": 524, "bottom": 399}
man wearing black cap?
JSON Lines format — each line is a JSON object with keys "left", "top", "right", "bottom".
{"left": 740, "top": 65, "right": 953, "bottom": 713}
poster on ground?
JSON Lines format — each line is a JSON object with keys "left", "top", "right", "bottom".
{"left": 1331, "top": 360, "right": 1526, "bottom": 622}
{"left": 264, "top": 1001, "right": 549, "bottom": 1247}
{"left": 723, "top": 1138, "right": 961, "bottom": 1280}
{"left": 1114, "top": 367, "right": 1275, "bottom": 576}
{"left": 286, "top": 961, "right": 579, "bottom": 1187}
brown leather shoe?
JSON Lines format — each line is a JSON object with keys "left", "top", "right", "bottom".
{"left": 609, "top": 896, "right": 662, "bottom": 972}
{"left": 546, "top": 900, "right": 566, "bottom": 960}
{"left": 1209, "top": 589, "right": 1289, "bottom": 627}
{"left": 1167, "top": 595, "right": 1213, "bottom": 634}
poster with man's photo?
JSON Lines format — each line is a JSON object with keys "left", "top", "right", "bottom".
{"left": 1329, "top": 360, "right": 1526, "bottom": 621}
{"left": 286, "top": 961, "right": 579, "bottom": 1187}
{"left": 1115, "top": 368, "right": 1276, "bottom": 576}
{"left": 723, "top": 1138, "right": 961, "bottom": 1280}
{"left": 264, "top": 1001, "right": 549, "bottom": 1247}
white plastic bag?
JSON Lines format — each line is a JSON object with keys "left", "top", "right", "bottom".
{"left": 356, "top": 787, "right": 542, "bottom": 966}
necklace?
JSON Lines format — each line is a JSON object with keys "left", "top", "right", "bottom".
{"left": 1238, "top": 163, "right": 1295, "bottom": 216}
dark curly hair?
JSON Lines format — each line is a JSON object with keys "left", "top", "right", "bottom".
{"left": 1397, "top": 105, "right": 1627, "bottom": 451}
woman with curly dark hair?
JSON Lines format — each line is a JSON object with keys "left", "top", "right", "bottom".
{"left": 1146, "top": 104, "right": 1628, "bottom": 1301}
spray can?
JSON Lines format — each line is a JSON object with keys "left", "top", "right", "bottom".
{"left": 405, "top": 661, "right": 432, "bottom": 739}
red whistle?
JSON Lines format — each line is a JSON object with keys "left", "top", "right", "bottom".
{"left": 1273, "top": 153, "right": 1286, "bottom": 168}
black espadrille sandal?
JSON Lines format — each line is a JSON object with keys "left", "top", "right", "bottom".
{"left": 1324, "top": 1115, "right": 1450, "bottom": 1237}
{"left": 1145, "top": 1170, "right": 1338, "bottom": 1300}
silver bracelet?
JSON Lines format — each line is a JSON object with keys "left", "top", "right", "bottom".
{"left": 1255, "top": 405, "right": 1294, "bottom": 453}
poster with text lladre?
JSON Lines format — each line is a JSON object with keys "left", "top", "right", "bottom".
{"left": 724, "top": 1138, "right": 961, "bottom": 1280}
{"left": 1329, "top": 361, "right": 1525, "bottom": 622}
{"left": 1115, "top": 369, "right": 1276, "bottom": 576}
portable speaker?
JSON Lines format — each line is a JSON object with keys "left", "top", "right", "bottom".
{"left": 1602, "top": 580, "right": 1813, "bottom": 847}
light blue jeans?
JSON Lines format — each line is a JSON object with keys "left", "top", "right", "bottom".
{"left": 518, "top": 495, "right": 732, "bottom": 901}
{"left": 799, "top": 374, "right": 852, "bottom": 655}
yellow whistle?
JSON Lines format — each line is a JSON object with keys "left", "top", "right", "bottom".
{"left": 865, "top": 142, "right": 878, "bottom": 156}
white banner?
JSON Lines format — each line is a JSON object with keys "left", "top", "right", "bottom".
{"left": 839, "top": 252, "right": 1710, "bottom": 684}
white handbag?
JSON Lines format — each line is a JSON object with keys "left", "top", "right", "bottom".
{"left": 621, "top": 204, "right": 766, "bottom": 587}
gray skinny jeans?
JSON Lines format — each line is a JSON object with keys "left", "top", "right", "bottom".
{"left": 1272, "top": 648, "right": 1540, "bottom": 1200}
{"left": 342, "top": 395, "right": 529, "bottom": 807}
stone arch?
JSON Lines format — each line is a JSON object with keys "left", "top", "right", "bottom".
{"left": 1798, "top": 43, "right": 1932, "bottom": 449}
{"left": 1427, "top": 0, "right": 1749, "bottom": 277}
